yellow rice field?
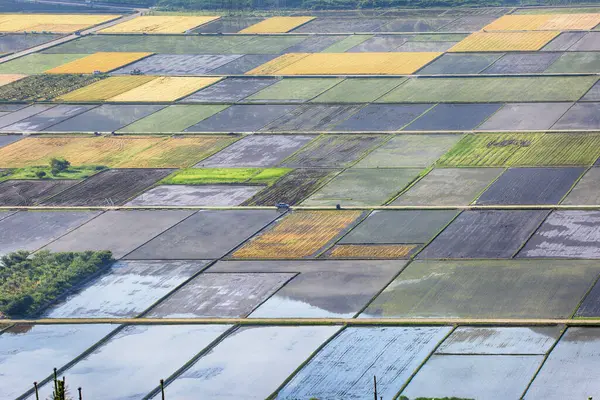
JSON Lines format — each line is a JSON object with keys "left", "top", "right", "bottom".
{"left": 449, "top": 31, "right": 560, "bottom": 52}
{"left": 270, "top": 52, "right": 442, "bottom": 75}
{"left": 0, "top": 14, "right": 119, "bottom": 33}
{"left": 109, "top": 77, "right": 222, "bottom": 102}
{"left": 239, "top": 16, "right": 315, "bottom": 33}
{"left": 46, "top": 52, "right": 153, "bottom": 74}
{"left": 484, "top": 14, "right": 600, "bottom": 31}
{"left": 328, "top": 244, "right": 417, "bottom": 259}
{"left": 232, "top": 210, "right": 363, "bottom": 259}
{"left": 0, "top": 74, "right": 26, "bottom": 87}
{"left": 99, "top": 16, "right": 220, "bottom": 34}
{"left": 56, "top": 76, "right": 156, "bottom": 102}
{"left": 246, "top": 53, "right": 310, "bottom": 75}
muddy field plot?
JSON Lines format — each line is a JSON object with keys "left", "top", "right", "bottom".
{"left": 545, "top": 52, "right": 600, "bottom": 74}
{"left": 474, "top": 167, "right": 584, "bottom": 205}
{"left": 0, "top": 210, "right": 99, "bottom": 255}
{"left": 197, "top": 135, "right": 314, "bottom": 167}
{"left": 0, "top": 104, "right": 97, "bottom": 132}
{"left": 576, "top": 278, "right": 600, "bottom": 317}
{"left": 310, "top": 78, "right": 406, "bottom": 103}
{"left": 355, "top": 134, "right": 460, "bottom": 168}
{"left": 280, "top": 135, "right": 385, "bottom": 168}
{"left": 0, "top": 135, "right": 20, "bottom": 148}
{"left": 291, "top": 18, "right": 388, "bottom": 33}
{"left": 146, "top": 272, "right": 293, "bottom": 318}
{"left": 192, "top": 16, "right": 266, "bottom": 33}
{"left": 0, "top": 53, "right": 86, "bottom": 74}
{"left": 331, "top": 104, "right": 431, "bottom": 131}
{"left": 126, "top": 210, "right": 280, "bottom": 260}
{"left": 403, "top": 103, "right": 503, "bottom": 131}
{"left": 260, "top": 104, "right": 363, "bottom": 132}
{"left": 0, "top": 324, "right": 116, "bottom": 400}
{"left": 525, "top": 328, "right": 600, "bottom": 399}
{"left": 0, "top": 104, "right": 55, "bottom": 129}
{"left": 276, "top": 326, "right": 451, "bottom": 400}
{"left": 44, "top": 210, "right": 193, "bottom": 259}
{"left": 361, "top": 259, "right": 600, "bottom": 319}
{"left": 182, "top": 77, "right": 279, "bottom": 102}
{"left": 118, "top": 105, "right": 228, "bottom": 133}
{"left": 47, "top": 104, "right": 165, "bottom": 132}
{"left": 419, "top": 210, "right": 549, "bottom": 259}
{"left": 582, "top": 81, "right": 600, "bottom": 101}
{"left": 208, "top": 54, "right": 280, "bottom": 74}
{"left": 247, "top": 78, "right": 342, "bottom": 103}
{"left": 283, "top": 35, "right": 347, "bottom": 52}
{"left": 519, "top": 211, "right": 600, "bottom": 259}
{"left": 540, "top": 32, "right": 587, "bottom": 51}
{"left": 482, "top": 53, "right": 562, "bottom": 74}
{"left": 346, "top": 35, "right": 410, "bottom": 52}
{"left": 158, "top": 326, "right": 339, "bottom": 400}
{"left": 0, "top": 179, "right": 79, "bottom": 206}
{"left": 567, "top": 32, "right": 600, "bottom": 51}
{"left": 478, "top": 102, "right": 573, "bottom": 131}
{"left": 232, "top": 210, "right": 364, "bottom": 259}
{"left": 551, "top": 102, "right": 600, "bottom": 130}
{"left": 416, "top": 53, "right": 501, "bottom": 74}
{"left": 392, "top": 168, "right": 503, "bottom": 206}
{"left": 129, "top": 184, "right": 261, "bottom": 206}
{"left": 243, "top": 168, "right": 339, "bottom": 206}
{"left": 43, "top": 260, "right": 210, "bottom": 318}
{"left": 563, "top": 168, "right": 600, "bottom": 205}
{"left": 42, "top": 169, "right": 174, "bottom": 206}
{"left": 302, "top": 168, "right": 421, "bottom": 206}
{"left": 114, "top": 54, "right": 242, "bottom": 75}
{"left": 185, "top": 104, "right": 298, "bottom": 132}
{"left": 34, "top": 324, "right": 232, "bottom": 400}
{"left": 0, "top": 33, "right": 62, "bottom": 53}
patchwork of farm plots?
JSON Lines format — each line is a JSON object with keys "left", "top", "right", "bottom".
{"left": 3, "top": 6, "right": 600, "bottom": 400}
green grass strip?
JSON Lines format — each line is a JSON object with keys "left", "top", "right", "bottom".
{"left": 0, "top": 165, "right": 104, "bottom": 182}
{"left": 247, "top": 78, "right": 342, "bottom": 101}
{"left": 0, "top": 54, "right": 87, "bottom": 74}
{"left": 118, "top": 105, "right": 229, "bottom": 133}
{"left": 312, "top": 78, "right": 407, "bottom": 103}
{"left": 321, "top": 35, "right": 373, "bottom": 53}
{"left": 161, "top": 167, "right": 291, "bottom": 185}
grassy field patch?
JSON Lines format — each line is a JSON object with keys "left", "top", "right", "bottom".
{"left": 46, "top": 52, "right": 153, "bottom": 74}
{"left": 0, "top": 165, "right": 104, "bottom": 182}
{"left": 247, "top": 78, "right": 342, "bottom": 102}
{"left": 162, "top": 167, "right": 289, "bottom": 185}
{"left": 311, "top": 78, "right": 406, "bottom": 103}
{"left": 0, "top": 54, "right": 86, "bottom": 74}
{"left": 118, "top": 104, "right": 228, "bottom": 133}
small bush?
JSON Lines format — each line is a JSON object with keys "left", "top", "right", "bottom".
{"left": 35, "top": 170, "right": 47, "bottom": 179}
{"left": 50, "top": 158, "right": 70, "bottom": 175}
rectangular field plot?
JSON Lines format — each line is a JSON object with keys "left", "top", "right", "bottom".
{"left": 0, "top": 179, "right": 79, "bottom": 206}
{"left": 156, "top": 326, "right": 339, "bottom": 400}
{"left": 438, "top": 15, "right": 499, "bottom": 31}
{"left": 282, "top": 35, "right": 347, "bottom": 53}
{"left": 0, "top": 33, "right": 61, "bottom": 53}
{"left": 325, "top": 244, "right": 418, "bottom": 259}
{"left": 510, "top": 133, "right": 600, "bottom": 166}
{"left": 192, "top": 17, "right": 267, "bottom": 33}
{"left": 243, "top": 168, "right": 339, "bottom": 206}
{"left": 0, "top": 324, "right": 115, "bottom": 399}
{"left": 46, "top": 52, "right": 152, "bottom": 74}
{"left": 47, "top": 104, "right": 165, "bottom": 132}
{"left": 240, "top": 16, "right": 315, "bottom": 33}
{"left": 246, "top": 78, "right": 341, "bottom": 102}
{"left": 392, "top": 168, "right": 503, "bottom": 206}
{"left": 331, "top": 104, "right": 431, "bottom": 131}
{"left": 246, "top": 53, "right": 310, "bottom": 75}
{"left": 127, "top": 185, "right": 262, "bottom": 206}
{"left": 396, "top": 40, "right": 458, "bottom": 52}
{"left": 403, "top": 103, "right": 502, "bottom": 131}
{"left": 478, "top": 102, "right": 573, "bottom": 131}
{"left": 147, "top": 273, "right": 293, "bottom": 318}
{"left": 292, "top": 18, "right": 388, "bottom": 33}
{"left": 43, "top": 260, "right": 210, "bottom": 318}
{"left": 346, "top": 35, "right": 409, "bottom": 52}
{"left": 361, "top": 259, "right": 600, "bottom": 319}
{"left": 209, "top": 54, "right": 280, "bottom": 74}
{"left": 109, "top": 77, "right": 221, "bottom": 102}
{"left": 582, "top": 81, "right": 600, "bottom": 102}
{"left": 419, "top": 210, "right": 549, "bottom": 259}
{"left": 260, "top": 104, "right": 363, "bottom": 132}
{"left": 525, "top": 328, "right": 600, "bottom": 399}
{"left": 577, "top": 277, "right": 600, "bottom": 317}
{"left": 0, "top": 14, "right": 118, "bottom": 33}
{"left": 276, "top": 326, "right": 451, "bottom": 400}
{"left": 320, "top": 34, "right": 373, "bottom": 52}
{"left": 0, "top": 104, "right": 54, "bottom": 128}
{"left": 545, "top": 52, "right": 600, "bottom": 73}
{"left": 0, "top": 53, "right": 86, "bottom": 74}
{"left": 114, "top": 54, "right": 242, "bottom": 75}
{"left": 35, "top": 325, "right": 231, "bottom": 400}
{"left": 231, "top": 210, "right": 364, "bottom": 259}
{"left": 302, "top": 168, "right": 421, "bottom": 206}
{"left": 484, "top": 14, "right": 600, "bottom": 31}
{"left": 185, "top": 104, "right": 298, "bottom": 132}
{"left": 449, "top": 31, "right": 559, "bottom": 52}
{"left": 0, "top": 74, "right": 103, "bottom": 102}
{"left": 552, "top": 103, "right": 600, "bottom": 130}
{"left": 1, "top": 104, "right": 97, "bottom": 132}
{"left": 57, "top": 75, "right": 155, "bottom": 102}
{"left": 0, "top": 74, "right": 25, "bottom": 88}
{"left": 280, "top": 135, "right": 385, "bottom": 168}
{"left": 197, "top": 135, "right": 313, "bottom": 168}
{"left": 402, "top": 354, "right": 544, "bottom": 400}
{"left": 118, "top": 105, "right": 228, "bottom": 133}
{"left": 125, "top": 210, "right": 280, "bottom": 260}
{"left": 416, "top": 53, "right": 501, "bottom": 74}
{"left": 230, "top": 36, "right": 310, "bottom": 54}
{"left": 519, "top": 211, "right": 600, "bottom": 259}
{"left": 0, "top": 134, "right": 21, "bottom": 148}
{"left": 474, "top": 167, "right": 584, "bottom": 205}
{"left": 541, "top": 32, "right": 587, "bottom": 51}
{"left": 0, "top": 211, "right": 99, "bottom": 255}
{"left": 100, "top": 16, "right": 219, "bottom": 34}
{"left": 42, "top": 168, "right": 174, "bottom": 206}
{"left": 483, "top": 52, "right": 562, "bottom": 74}
{"left": 564, "top": 31, "right": 600, "bottom": 51}
{"left": 182, "top": 77, "right": 278, "bottom": 102}
{"left": 44, "top": 210, "right": 193, "bottom": 259}
{"left": 311, "top": 78, "right": 405, "bottom": 103}
{"left": 378, "top": 76, "right": 597, "bottom": 103}
{"left": 563, "top": 168, "right": 600, "bottom": 205}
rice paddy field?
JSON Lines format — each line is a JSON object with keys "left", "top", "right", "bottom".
{"left": 3, "top": 5, "right": 600, "bottom": 399}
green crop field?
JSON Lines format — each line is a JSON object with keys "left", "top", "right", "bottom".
{"left": 118, "top": 105, "right": 229, "bottom": 133}
{"left": 161, "top": 167, "right": 290, "bottom": 185}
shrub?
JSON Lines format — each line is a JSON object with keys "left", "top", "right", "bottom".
{"left": 50, "top": 158, "right": 70, "bottom": 175}
{"left": 35, "top": 170, "right": 47, "bottom": 179}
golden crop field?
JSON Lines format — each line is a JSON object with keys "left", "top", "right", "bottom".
{"left": 0, "top": 14, "right": 119, "bottom": 33}
{"left": 45, "top": 52, "right": 153, "bottom": 74}
{"left": 271, "top": 53, "right": 443, "bottom": 75}
{"left": 232, "top": 210, "right": 363, "bottom": 259}
{"left": 246, "top": 53, "right": 310, "bottom": 75}
{"left": 115, "top": 135, "right": 237, "bottom": 168}
{"left": 449, "top": 31, "right": 560, "bottom": 52}
{"left": 99, "top": 16, "right": 220, "bottom": 34}
{"left": 239, "top": 16, "right": 315, "bottom": 33}
{"left": 109, "top": 77, "right": 222, "bottom": 102}
{"left": 56, "top": 76, "right": 156, "bottom": 102}
{"left": 0, "top": 74, "right": 26, "bottom": 87}
{"left": 484, "top": 13, "right": 600, "bottom": 31}
{"left": 328, "top": 244, "right": 418, "bottom": 259}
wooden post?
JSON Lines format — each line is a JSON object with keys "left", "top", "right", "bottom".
{"left": 78, "top": 387, "right": 83, "bottom": 400}
{"left": 373, "top": 375, "right": 377, "bottom": 400}
{"left": 33, "top": 382, "right": 39, "bottom": 400}
{"left": 53, "top": 368, "right": 58, "bottom": 399}
{"left": 160, "top": 379, "right": 165, "bottom": 400}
